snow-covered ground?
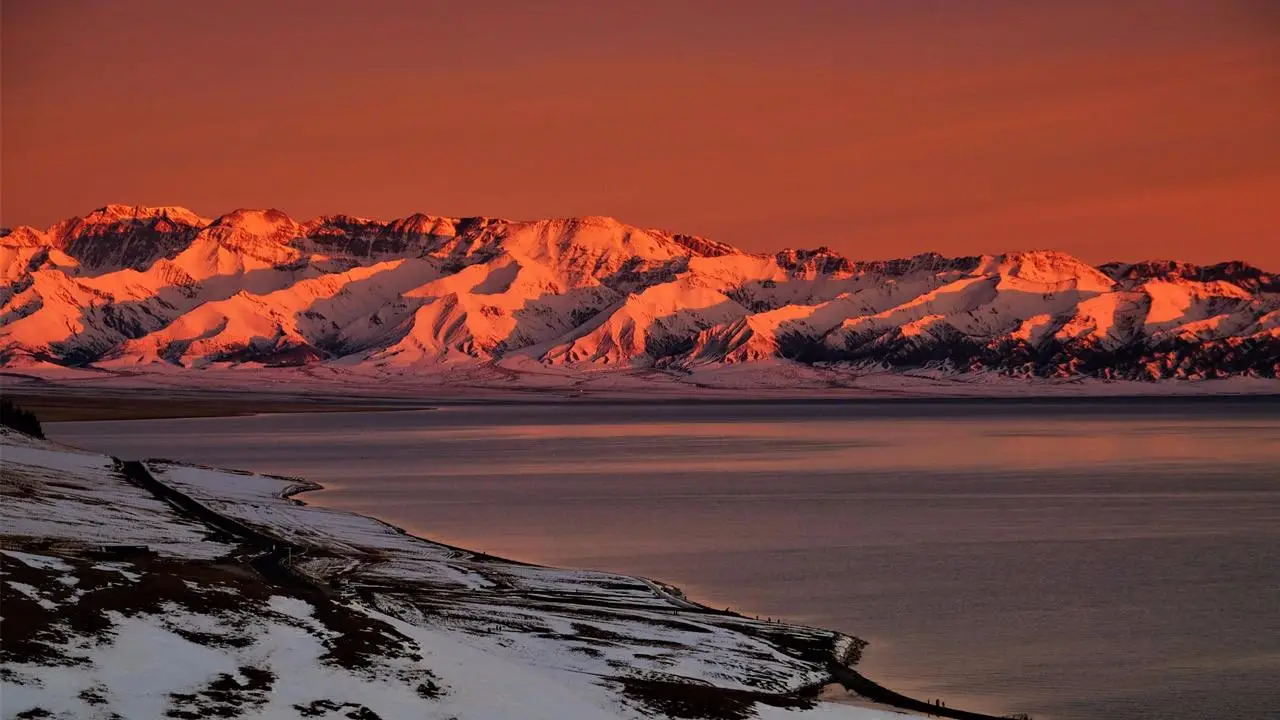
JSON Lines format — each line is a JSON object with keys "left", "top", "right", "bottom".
{"left": 1, "top": 428, "right": 920, "bottom": 719}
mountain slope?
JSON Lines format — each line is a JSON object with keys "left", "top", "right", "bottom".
{"left": 3, "top": 205, "right": 1277, "bottom": 384}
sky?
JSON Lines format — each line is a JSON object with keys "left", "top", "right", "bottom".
{"left": 3, "top": 0, "right": 1278, "bottom": 266}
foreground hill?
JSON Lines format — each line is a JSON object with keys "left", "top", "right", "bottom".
{"left": 2, "top": 205, "right": 1277, "bottom": 391}
{"left": 0, "top": 427, "right": 923, "bottom": 719}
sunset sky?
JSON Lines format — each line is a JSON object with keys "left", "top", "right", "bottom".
{"left": 4, "top": 0, "right": 1278, "bottom": 266}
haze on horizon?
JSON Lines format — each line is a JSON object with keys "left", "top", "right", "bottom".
{"left": 3, "top": 0, "right": 1278, "bottom": 267}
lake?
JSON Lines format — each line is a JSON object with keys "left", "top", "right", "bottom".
{"left": 49, "top": 398, "right": 1280, "bottom": 720}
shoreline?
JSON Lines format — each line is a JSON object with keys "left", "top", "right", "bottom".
{"left": 0, "top": 386, "right": 437, "bottom": 422}
{"left": 12, "top": 379, "right": 1280, "bottom": 422}
{"left": 13, "top": 422, "right": 1013, "bottom": 719}
{"left": 5, "top": 365, "right": 1279, "bottom": 415}
{"left": 179, "top": 454, "right": 1014, "bottom": 720}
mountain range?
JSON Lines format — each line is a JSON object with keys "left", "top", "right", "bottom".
{"left": 2, "top": 204, "right": 1277, "bottom": 387}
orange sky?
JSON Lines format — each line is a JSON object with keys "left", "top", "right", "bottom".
{"left": 3, "top": 0, "right": 1278, "bottom": 266}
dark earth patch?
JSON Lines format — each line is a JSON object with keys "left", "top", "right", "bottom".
{"left": 615, "top": 677, "right": 817, "bottom": 720}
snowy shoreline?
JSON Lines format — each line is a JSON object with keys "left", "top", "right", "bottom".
{"left": 4, "top": 427, "right": 955, "bottom": 719}
{"left": 251, "top": 448, "right": 1018, "bottom": 720}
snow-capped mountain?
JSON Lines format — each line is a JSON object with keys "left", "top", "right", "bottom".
{"left": 3, "top": 204, "right": 1277, "bottom": 384}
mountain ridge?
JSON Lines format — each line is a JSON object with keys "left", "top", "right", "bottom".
{"left": 3, "top": 204, "right": 1277, "bottom": 384}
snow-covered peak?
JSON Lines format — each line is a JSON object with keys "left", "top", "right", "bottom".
{"left": 384, "top": 212, "right": 458, "bottom": 238}
{"left": 208, "top": 208, "right": 299, "bottom": 236}
{"left": 977, "top": 250, "right": 1117, "bottom": 292}
{"left": 82, "top": 204, "right": 211, "bottom": 228}
{"left": 0, "top": 225, "right": 49, "bottom": 247}
{"left": 776, "top": 247, "right": 855, "bottom": 275}
{"left": 1102, "top": 259, "right": 1279, "bottom": 293}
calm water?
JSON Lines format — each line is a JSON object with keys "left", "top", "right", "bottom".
{"left": 50, "top": 399, "right": 1280, "bottom": 720}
